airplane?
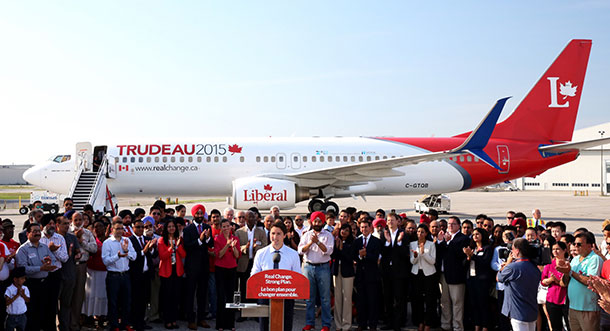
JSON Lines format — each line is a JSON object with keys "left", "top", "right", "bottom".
{"left": 22, "top": 39, "right": 610, "bottom": 214}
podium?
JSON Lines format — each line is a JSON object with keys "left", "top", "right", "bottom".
{"left": 245, "top": 269, "right": 309, "bottom": 331}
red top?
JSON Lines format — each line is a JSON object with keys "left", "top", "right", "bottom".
{"left": 208, "top": 227, "right": 221, "bottom": 272}
{"left": 87, "top": 237, "right": 106, "bottom": 271}
{"left": 158, "top": 237, "right": 187, "bottom": 278}
{"left": 1, "top": 239, "right": 19, "bottom": 255}
{"left": 214, "top": 233, "right": 240, "bottom": 269}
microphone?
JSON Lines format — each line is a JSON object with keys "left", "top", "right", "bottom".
{"left": 272, "top": 251, "right": 281, "bottom": 269}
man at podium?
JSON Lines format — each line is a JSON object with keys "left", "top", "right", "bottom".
{"left": 251, "top": 221, "right": 301, "bottom": 331}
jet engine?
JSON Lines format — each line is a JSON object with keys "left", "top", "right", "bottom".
{"left": 232, "top": 177, "right": 309, "bottom": 210}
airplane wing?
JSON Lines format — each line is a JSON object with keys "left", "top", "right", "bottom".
{"left": 269, "top": 97, "right": 510, "bottom": 187}
{"left": 539, "top": 136, "right": 610, "bottom": 153}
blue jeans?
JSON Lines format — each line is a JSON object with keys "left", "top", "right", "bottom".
{"left": 303, "top": 262, "right": 332, "bottom": 327}
{"left": 6, "top": 313, "right": 26, "bottom": 331}
{"left": 207, "top": 272, "right": 217, "bottom": 317}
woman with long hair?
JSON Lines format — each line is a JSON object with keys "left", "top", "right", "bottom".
{"left": 464, "top": 228, "right": 494, "bottom": 331}
{"left": 410, "top": 224, "right": 436, "bottom": 331}
{"left": 541, "top": 240, "right": 569, "bottom": 331}
{"left": 331, "top": 223, "right": 355, "bottom": 331}
{"left": 283, "top": 216, "right": 300, "bottom": 250}
{"left": 82, "top": 220, "right": 108, "bottom": 327}
{"left": 214, "top": 219, "right": 240, "bottom": 331}
{"left": 158, "top": 219, "right": 186, "bottom": 329}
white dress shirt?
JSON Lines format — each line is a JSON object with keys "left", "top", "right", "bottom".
{"left": 102, "top": 236, "right": 136, "bottom": 272}
{"left": 5, "top": 284, "right": 29, "bottom": 315}
{"left": 298, "top": 230, "right": 334, "bottom": 264}
{"left": 134, "top": 235, "right": 149, "bottom": 272}
{"left": 251, "top": 244, "right": 301, "bottom": 275}
{"left": 40, "top": 232, "right": 68, "bottom": 270}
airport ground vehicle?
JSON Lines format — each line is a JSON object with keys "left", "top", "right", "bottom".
{"left": 414, "top": 194, "right": 451, "bottom": 214}
{"left": 18, "top": 191, "right": 63, "bottom": 215}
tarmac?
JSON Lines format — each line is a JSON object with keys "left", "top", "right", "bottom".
{"left": 0, "top": 189, "right": 609, "bottom": 330}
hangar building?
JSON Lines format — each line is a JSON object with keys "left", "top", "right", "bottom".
{"left": 520, "top": 122, "right": 610, "bottom": 194}
{"left": 0, "top": 165, "right": 32, "bottom": 185}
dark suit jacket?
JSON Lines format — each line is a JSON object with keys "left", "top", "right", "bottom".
{"left": 465, "top": 244, "right": 494, "bottom": 281}
{"left": 129, "top": 235, "right": 156, "bottom": 279}
{"left": 438, "top": 231, "right": 470, "bottom": 284}
{"left": 183, "top": 222, "right": 213, "bottom": 275}
{"left": 331, "top": 239, "right": 355, "bottom": 278}
{"left": 380, "top": 229, "right": 411, "bottom": 279}
{"left": 352, "top": 235, "right": 381, "bottom": 284}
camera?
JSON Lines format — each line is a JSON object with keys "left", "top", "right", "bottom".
{"left": 528, "top": 239, "right": 552, "bottom": 266}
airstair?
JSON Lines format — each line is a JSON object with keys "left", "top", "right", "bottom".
{"left": 67, "top": 145, "right": 117, "bottom": 215}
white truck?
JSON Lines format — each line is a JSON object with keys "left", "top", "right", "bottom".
{"left": 19, "top": 191, "right": 68, "bottom": 215}
{"left": 414, "top": 194, "right": 451, "bottom": 214}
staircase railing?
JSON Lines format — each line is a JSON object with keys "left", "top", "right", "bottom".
{"left": 68, "top": 158, "right": 85, "bottom": 198}
{"left": 86, "top": 158, "right": 107, "bottom": 206}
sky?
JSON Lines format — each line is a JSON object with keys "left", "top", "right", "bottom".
{"left": 1, "top": 1, "right": 609, "bottom": 165}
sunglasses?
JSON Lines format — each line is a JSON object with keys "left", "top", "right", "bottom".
{"left": 575, "top": 242, "right": 584, "bottom": 247}
{"left": 65, "top": 203, "right": 73, "bottom": 206}
{"left": 507, "top": 217, "right": 514, "bottom": 220}
{"left": 134, "top": 226, "right": 144, "bottom": 229}
{"left": 152, "top": 212, "right": 160, "bottom": 216}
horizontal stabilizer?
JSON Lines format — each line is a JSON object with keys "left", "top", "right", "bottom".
{"left": 539, "top": 136, "right": 610, "bottom": 152}
{"left": 451, "top": 97, "right": 510, "bottom": 152}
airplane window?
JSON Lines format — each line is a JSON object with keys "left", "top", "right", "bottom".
{"left": 131, "top": 157, "right": 135, "bottom": 163}
{"left": 335, "top": 156, "right": 340, "bottom": 162}
{"left": 188, "top": 156, "right": 192, "bottom": 162}
{"left": 474, "top": 157, "right": 479, "bottom": 162}
{"left": 206, "top": 156, "right": 211, "bottom": 163}
{"left": 240, "top": 156, "right": 245, "bottom": 162}
{"left": 303, "top": 156, "right": 308, "bottom": 162}
{"left": 279, "top": 156, "right": 283, "bottom": 162}
{"left": 351, "top": 156, "right": 355, "bottom": 162}
{"left": 256, "top": 156, "right": 261, "bottom": 163}
{"left": 320, "top": 156, "right": 325, "bottom": 162}
{"left": 359, "top": 156, "right": 363, "bottom": 161}
{"left": 197, "top": 156, "right": 201, "bottom": 163}
{"left": 180, "top": 156, "right": 185, "bottom": 162}
{"left": 459, "top": 156, "right": 464, "bottom": 162}
{"left": 214, "top": 156, "right": 219, "bottom": 163}
{"left": 467, "top": 156, "right": 472, "bottom": 162}
{"left": 271, "top": 156, "right": 276, "bottom": 162}
{"left": 312, "top": 156, "right": 316, "bottom": 162}
{"left": 343, "top": 156, "right": 347, "bottom": 162}
{"left": 146, "top": 157, "right": 151, "bottom": 163}
{"left": 138, "top": 157, "right": 143, "bottom": 163}
{"left": 293, "top": 156, "right": 298, "bottom": 162}
{"left": 375, "top": 156, "right": 380, "bottom": 161}
{"left": 222, "top": 156, "right": 227, "bottom": 162}
{"left": 171, "top": 157, "right": 175, "bottom": 162}
{"left": 383, "top": 156, "right": 388, "bottom": 160}
{"left": 264, "top": 156, "right": 268, "bottom": 162}
{"left": 328, "top": 157, "right": 332, "bottom": 162}
{"left": 367, "top": 156, "right": 371, "bottom": 161}
{"left": 391, "top": 155, "right": 395, "bottom": 158}
{"left": 162, "top": 157, "right": 167, "bottom": 162}
{"left": 122, "top": 157, "right": 127, "bottom": 163}
{"left": 115, "top": 157, "right": 119, "bottom": 163}
{"left": 155, "top": 156, "right": 159, "bottom": 162}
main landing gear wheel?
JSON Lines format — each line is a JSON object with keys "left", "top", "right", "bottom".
{"left": 322, "top": 201, "right": 339, "bottom": 213}
{"left": 308, "top": 199, "right": 325, "bottom": 212}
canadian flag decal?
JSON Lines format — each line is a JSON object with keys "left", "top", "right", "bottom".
{"left": 118, "top": 165, "right": 129, "bottom": 172}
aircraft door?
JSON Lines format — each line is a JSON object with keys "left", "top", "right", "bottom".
{"left": 276, "top": 153, "right": 286, "bottom": 169}
{"left": 291, "top": 153, "right": 301, "bottom": 169}
{"left": 75, "top": 142, "right": 92, "bottom": 171}
{"left": 92, "top": 146, "right": 107, "bottom": 173}
{"left": 107, "top": 155, "right": 117, "bottom": 179}
{"left": 497, "top": 145, "right": 510, "bottom": 174}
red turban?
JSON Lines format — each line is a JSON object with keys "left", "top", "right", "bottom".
{"left": 310, "top": 211, "right": 326, "bottom": 223}
{"left": 373, "top": 218, "right": 387, "bottom": 228}
{"left": 191, "top": 204, "right": 206, "bottom": 217}
{"left": 511, "top": 217, "right": 526, "bottom": 228}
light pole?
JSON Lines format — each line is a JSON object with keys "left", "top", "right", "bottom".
{"left": 600, "top": 130, "right": 605, "bottom": 195}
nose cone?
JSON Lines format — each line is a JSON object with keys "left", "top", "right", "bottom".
{"left": 22, "top": 165, "right": 42, "bottom": 187}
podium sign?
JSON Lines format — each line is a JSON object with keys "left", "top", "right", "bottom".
{"left": 246, "top": 269, "right": 309, "bottom": 299}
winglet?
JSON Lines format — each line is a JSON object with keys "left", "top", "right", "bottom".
{"left": 449, "top": 97, "right": 510, "bottom": 170}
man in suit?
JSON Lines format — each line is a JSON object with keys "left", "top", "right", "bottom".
{"left": 352, "top": 218, "right": 382, "bottom": 331}
{"left": 129, "top": 219, "right": 157, "bottom": 331}
{"left": 437, "top": 216, "right": 470, "bottom": 331}
{"left": 183, "top": 204, "right": 213, "bottom": 330}
{"left": 380, "top": 212, "right": 409, "bottom": 331}
{"left": 235, "top": 210, "right": 267, "bottom": 320}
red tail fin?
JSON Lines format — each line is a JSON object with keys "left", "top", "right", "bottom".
{"left": 491, "top": 39, "right": 592, "bottom": 143}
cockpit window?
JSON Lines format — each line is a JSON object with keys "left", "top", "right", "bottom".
{"left": 50, "top": 155, "right": 71, "bottom": 163}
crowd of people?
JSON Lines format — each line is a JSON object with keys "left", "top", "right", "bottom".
{"left": 1, "top": 198, "right": 610, "bottom": 331}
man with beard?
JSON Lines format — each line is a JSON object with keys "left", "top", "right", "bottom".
{"left": 294, "top": 215, "right": 309, "bottom": 237}
{"left": 405, "top": 219, "right": 417, "bottom": 241}
{"left": 299, "top": 212, "right": 334, "bottom": 331}
{"left": 39, "top": 214, "right": 68, "bottom": 330}
{"left": 119, "top": 210, "right": 134, "bottom": 237}
{"left": 183, "top": 204, "right": 213, "bottom": 330}
{"left": 16, "top": 223, "right": 57, "bottom": 331}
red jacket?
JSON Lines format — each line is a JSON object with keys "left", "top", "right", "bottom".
{"left": 158, "top": 237, "right": 187, "bottom": 278}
